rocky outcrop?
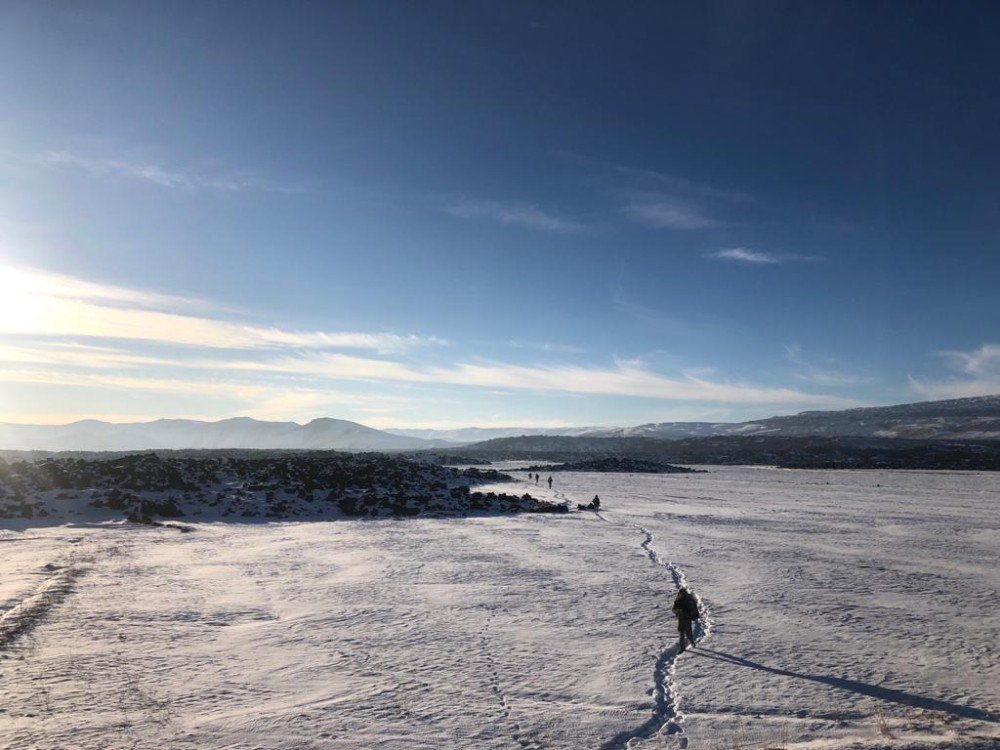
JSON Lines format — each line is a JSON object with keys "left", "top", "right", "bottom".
{"left": 0, "top": 452, "right": 564, "bottom": 521}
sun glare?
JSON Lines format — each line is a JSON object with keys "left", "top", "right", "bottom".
{"left": 0, "top": 267, "right": 48, "bottom": 332}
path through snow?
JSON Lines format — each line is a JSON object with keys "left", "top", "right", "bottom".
{"left": 592, "top": 508, "right": 714, "bottom": 750}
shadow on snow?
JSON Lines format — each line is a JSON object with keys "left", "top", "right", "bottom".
{"left": 695, "top": 647, "right": 998, "bottom": 724}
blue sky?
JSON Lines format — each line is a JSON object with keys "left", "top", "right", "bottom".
{"left": 1, "top": 1, "right": 998, "bottom": 428}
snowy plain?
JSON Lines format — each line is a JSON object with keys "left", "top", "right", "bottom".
{"left": 1, "top": 466, "right": 997, "bottom": 750}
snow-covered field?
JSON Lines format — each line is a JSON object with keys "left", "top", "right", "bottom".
{"left": 1, "top": 466, "right": 997, "bottom": 749}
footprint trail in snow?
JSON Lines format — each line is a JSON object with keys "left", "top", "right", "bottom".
{"left": 594, "top": 509, "right": 713, "bottom": 750}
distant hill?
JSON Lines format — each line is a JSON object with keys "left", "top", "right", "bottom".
{"left": 0, "top": 417, "right": 443, "bottom": 452}
{"left": 445, "top": 434, "right": 1000, "bottom": 470}
{"left": 383, "top": 426, "right": 605, "bottom": 443}
{"left": 433, "top": 396, "right": 1000, "bottom": 470}
{"left": 3, "top": 395, "right": 996, "bottom": 453}
{"left": 391, "top": 396, "right": 1000, "bottom": 444}
{"left": 590, "top": 395, "right": 1000, "bottom": 441}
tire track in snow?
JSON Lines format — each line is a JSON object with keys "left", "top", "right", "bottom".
{"left": 593, "top": 509, "right": 713, "bottom": 750}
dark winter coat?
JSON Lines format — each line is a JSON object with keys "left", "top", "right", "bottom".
{"left": 672, "top": 591, "right": 699, "bottom": 621}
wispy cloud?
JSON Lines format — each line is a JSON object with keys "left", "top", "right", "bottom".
{"left": 611, "top": 285, "right": 714, "bottom": 336}
{"left": 1, "top": 265, "right": 862, "bottom": 422}
{"left": 612, "top": 165, "right": 751, "bottom": 203}
{"left": 446, "top": 200, "right": 584, "bottom": 232}
{"left": 501, "top": 340, "right": 587, "bottom": 354}
{"left": 0, "top": 266, "right": 443, "bottom": 353}
{"left": 38, "top": 150, "right": 305, "bottom": 193}
{"left": 144, "top": 350, "right": 857, "bottom": 408}
{"left": 553, "top": 150, "right": 751, "bottom": 205}
{"left": 605, "top": 158, "right": 748, "bottom": 231}
{"left": 3, "top": 263, "right": 207, "bottom": 313}
{"left": 706, "top": 248, "right": 817, "bottom": 264}
{"left": 622, "top": 193, "right": 718, "bottom": 229}
{"left": 909, "top": 343, "right": 1000, "bottom": 400}
{"left": 785, "top": 345, "right": 865, "bottom": 386}
{"left": 709, "top": 248, "right": 779, "bottom": 264}
{"left": 1, "top": 345, "right": 858, "bottom": 419}
{"left": 941, "top": 343, "right": 1000, "bottom": 376}
{"left": 0, "top": 366, "right": 417, "bottom": 424}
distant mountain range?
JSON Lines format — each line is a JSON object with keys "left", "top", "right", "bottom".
{"left": 389, "top": 395, "right": 1000, "bottom": 443}
{"left": 589, "top": 395, "right": 1000, "bottom": 441}
{"left": 385, "top": 426, "right": 605, "bottom": 443}
{"left": 1, "top": 395, "right": 997, "bottom": 452}
{"left": 0, "top": 417, "right": 445, "bottom": 452}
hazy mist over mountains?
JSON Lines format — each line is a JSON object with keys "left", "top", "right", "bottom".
{"left": 0, "top": 417, "right": 441, "bottom": 453}
{"left": 2, "top": 396, "right": 997, "bottom": 452}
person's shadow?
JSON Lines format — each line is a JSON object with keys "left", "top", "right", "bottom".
{"left": 695, "top": 648, "right": 998, "bottom": 723}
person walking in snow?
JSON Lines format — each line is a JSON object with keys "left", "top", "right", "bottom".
{"left": 535, "top": 473, "right": 539, "bottom": 484}
{"left": 672, "top": 587, "right": 700, "bottom": 652}
{"left": 547, "top": 475, "right": 553, "bottom": 489}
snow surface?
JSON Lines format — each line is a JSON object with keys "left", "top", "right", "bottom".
{"left": 1, "top": 466, "right": 997, "bottom": 749}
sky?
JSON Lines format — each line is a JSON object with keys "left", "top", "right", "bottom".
{"left": 1, "top": 1, "right": 999, "bottom": 429}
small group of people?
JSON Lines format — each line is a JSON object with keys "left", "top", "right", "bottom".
{"left": 526, "top": 472, "right": 553, "bottom": 489}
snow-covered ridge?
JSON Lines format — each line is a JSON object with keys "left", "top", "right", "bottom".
{"left": 602, "top": 394, "right": 1000, "bottom": 440}
{"left": 391, "top": 396, "right": 1000, "bottom": 442}
{"left": 0, "top": 453, "right": 566, "bottom": 522}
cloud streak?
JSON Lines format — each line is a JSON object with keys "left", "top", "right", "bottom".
{"left": 1, "top": 351, "right": 860, "bottom": 409}
{"left": 612, "top": 165, "right": 752, "bottom": 203}
{"left": 611, "top": 285, "right": 714, "bottom": 336}
{"left": 909, "top": 343, "right": 1000, "bottom": 400}
{"left": 1, "top": 266, "right": 443, "bottom": 353}
{"left": 706, "top": 248, "right": 819, "bottom": 264}
{"left": 785, "top": 345, "right": 865, "bottom": 386}
{"left": 623, "top": 194, "right": 718, "bottom": 229}
{"left": 446, "top": 200, "right": 584, "bottom": 232}
{"left": 39, "top": 150, "right": 304, "bottom": 193}
{"left": 0, "top": 265, "right": 862, "bottom": 422}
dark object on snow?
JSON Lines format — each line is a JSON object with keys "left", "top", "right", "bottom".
{"left": 576, "top": 495, "right": 601, "bottom": 511}
{"left": 672, "top": 587, "right": 700, "bottom": 651}
{"left": 547, "top": 475, "right": 552, "bottom": 488}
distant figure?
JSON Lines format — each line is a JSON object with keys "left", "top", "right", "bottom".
{"left": 547, "top": 475, "right": 553, "bottom": 489}
{"left": 535, "top": 473, "right": 539, "bottom": 484}
{"left": 576, "top": 494, "right": 601, "bottom": 511}
{"left": 672, "top": 587, "right": 700, "bottom": 652}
